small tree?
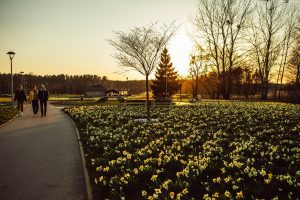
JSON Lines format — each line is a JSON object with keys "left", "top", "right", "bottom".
{"left": 189, "top": 46, "right": 208, "bottom": 99}
{"left": 151, "top": 48, "right": 181, "bottom": 99}
{"left": 109, "top": 23, "right": 176, "bottom": 119}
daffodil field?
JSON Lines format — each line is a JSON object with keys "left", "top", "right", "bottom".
{"left": 65, "top": 102, "right": 300, "bottom": 199}
{"left": 0, "top": 105, "right": 18, "bottom": 125}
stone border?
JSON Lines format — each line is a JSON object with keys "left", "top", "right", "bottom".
{"left": 0, "top": 114, "right": 18, "bottom": 129}
{"left": 0, "top": 104, "right": 27, "bottom": 129}
{"left": 69, "top": 116, "right": 93, "bottom": 200}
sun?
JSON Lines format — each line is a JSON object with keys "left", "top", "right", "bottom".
{"left": 168, "top": 30, "right": 194, "bottom": 77}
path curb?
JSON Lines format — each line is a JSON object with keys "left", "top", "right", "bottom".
{"left": 0, "top": 104, "right": 28, "bottom": 129}
{"left": 0, "top": 115, "right": 18, "bottom": 129}
{"left": 68, "top": 115, "right": 93, "bottom": 200}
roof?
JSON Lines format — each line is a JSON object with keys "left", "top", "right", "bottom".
{"left": 85, "top": 83, "right": 107, "bottom": 92}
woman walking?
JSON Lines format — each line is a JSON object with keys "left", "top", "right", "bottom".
{"left": 14, "top": 84, "right": 27, "bottom": 116}
{"left": 29, "top": 85, "right": 39, "bottom": 117}
{"left": 38, "top": 84, "right": 49, "bottom": 117}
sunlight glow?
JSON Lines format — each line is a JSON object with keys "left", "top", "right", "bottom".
{"left": 168, "top": 30, "right": 194, "bottom": 77}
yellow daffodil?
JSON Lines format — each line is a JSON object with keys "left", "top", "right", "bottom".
{"left": 236, "top": 191, "right": 244, "bottom": 199}
{"left": 151, "top": 174, "right": 158, "bottom": 182}
{"left": 170, "top": 192, "right": 175, "bottom": 199}
{"left": 225, "top": 190, "right": 231, "bottom": 197}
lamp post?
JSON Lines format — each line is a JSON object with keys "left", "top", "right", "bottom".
{"left": 20, "top": 71, "right": 24, "bottom": 90}
{"left": 7, "top": 51, "right": 15, "bottom": 107}
{"left": 165, "top": 70, "right": 168, "bottom": 99}
{"left": 126, "top": 77, "right": 128, "bottom": 96}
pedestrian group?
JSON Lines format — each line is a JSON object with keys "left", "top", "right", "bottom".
{"left": 14, "top": 84, "right": 49, "bottom": 117}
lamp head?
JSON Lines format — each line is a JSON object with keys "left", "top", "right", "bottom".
{"left": 7, "top": 51, "right": 16, "bottom": 59}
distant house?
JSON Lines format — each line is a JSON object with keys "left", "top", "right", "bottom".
{"left": 85, "top": 83, "right": 130, "bottom": 98}
{"left": 105, "top": 89, "right": 130, "bottom": 96}
{"left": 105, "top": 89, "right": 119, "bottom": 96}
{"left": 85, "top": 83, "right": 107, "bottom": 97}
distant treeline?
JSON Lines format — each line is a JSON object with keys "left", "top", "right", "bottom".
{"left": 180, "top": 73, "right": 300, "bottom": 103}
{"left": 0, "top": 74, "right": 146, "bottom": 95}
{"left": 0, "top": 72, "right": 299, "bottom": 102}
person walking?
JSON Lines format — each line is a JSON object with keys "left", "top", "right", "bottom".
{"left": 29, "top": 85, "right": 39, "bottom": 117}
{"left": 14, "top": 84, "right": 27, "bottom": 116}
{"left": 38, "top": 84, "right": 49, "bottom": 117}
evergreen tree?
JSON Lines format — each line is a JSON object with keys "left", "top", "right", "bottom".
{"left": 151, "top": 48, "right": 181, "bottom": 98}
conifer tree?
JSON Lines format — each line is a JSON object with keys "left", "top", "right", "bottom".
{"left": 151, "top": 48, "right": 181, "bottom": 98}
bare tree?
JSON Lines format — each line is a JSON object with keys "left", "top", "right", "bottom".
{"left": 189, "top": 46, "right": 208, "bottom": 99}
{"left": 109, "top": 23, "right": 176, "bottom": 119}
{"left": 249, "top": 0, "right": 294, "bottom": 100}
{"left": 292, "top": 20, "right": 300, "bottom": 85}
{"left": 193, "top": 0, "right": 253, "bottom": 99}
{"left": 288, "top": 44, "right": 300, "bottom": 85}
{"left": 273, "top": 5, "right": 298, "bottom": 99}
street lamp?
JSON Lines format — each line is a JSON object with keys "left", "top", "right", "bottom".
{"left": 7, "top": 51, "right": 15, "bottom": 107}
{"left": 126, "top": 77, "right": 128, "bottom": 96}
{"left": 165, "top": 70, "right": 168, "bottom": 99}
{"left": 20, "top": 71, "right": 24, "bottom": 90}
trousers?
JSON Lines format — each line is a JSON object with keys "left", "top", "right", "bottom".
{"left": 17, "top": 100, "right": 24, "bottom": 112}
{"left": 40, "top": 101, "right": 47, "bottom": 115}
{"left": 32, "top": 100, "right": 39, "bottom": 114}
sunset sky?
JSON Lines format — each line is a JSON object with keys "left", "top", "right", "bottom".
{"left": 0, "top": 0, "right": 196, "bottom": 80}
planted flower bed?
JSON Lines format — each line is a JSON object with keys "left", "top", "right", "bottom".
{"left": 65, "top": 102, "right": 300, "bottom": 199}
{"left": 0, "top": 105, "right": 18, "bottom": 126}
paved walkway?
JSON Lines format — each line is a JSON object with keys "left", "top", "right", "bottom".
{"left": 0, "top": 103, "right": 87, "bottom": 200}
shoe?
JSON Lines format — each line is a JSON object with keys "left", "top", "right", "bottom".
{"left": 41, "top": 115, "right": 43, "bottom": 117}
{"left": 21, "top": 112, "right": 23, "bottom": 117}
{"left": 44, "top": 113, "right": 46, "bottom": 117}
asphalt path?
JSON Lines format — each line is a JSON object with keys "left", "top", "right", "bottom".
{"left": 0, "top": 103, "right": 87, "bottom": 200}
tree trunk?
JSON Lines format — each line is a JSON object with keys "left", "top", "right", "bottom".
{"left": 222, "top": 80, "right": 230, "bottom": 100}
{"left": 273, "top": 84, "right": 278, "bottom": 100}
{"left": 274, "top": 67, "right": 281, "bottom": 100}
{"left": 261, "top": 80, "right": 268, "bottom": 100}
{"left": 195, "top": 75, "right": 199, "bottom": 99}
{"left": 223, "top": 91, "right": 230, "bottom": 100}
{"left": 180, "top": 85, "right": 182, "bottom": 100}
{"left": 217, "top": 81, "right": 221, "bottom": 99}
{"left": 227, "top": 73, "right": 232, "bottom": 100}
{"left": 296, "top": 66, "right": 300, "bottom": 85}
{"left": 145, "top": 74, "right": 150, "bottom": 120}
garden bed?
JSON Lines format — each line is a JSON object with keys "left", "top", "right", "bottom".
{"left": 65, "top": 102, "right": 300, "bottom": 199}
{"left": 0, "top": 105, "right": 18, "bottom": 126}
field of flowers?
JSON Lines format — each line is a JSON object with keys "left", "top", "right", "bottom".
{"left": 0, "top": 105, "right": 18, "bottom": 125}
{"left": 65, "top": 102, "right": 300, "bottom": 199}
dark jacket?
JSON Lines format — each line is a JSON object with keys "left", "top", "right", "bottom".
{"left": 38, "top": 90, "right": 49, "bottom": 102}
{"left": 14, "top": 90, "right": 27, "bottom": 102}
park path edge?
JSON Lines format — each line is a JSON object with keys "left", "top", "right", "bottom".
{"left": 67, "top": 113, "right": 93, "bottom": 200}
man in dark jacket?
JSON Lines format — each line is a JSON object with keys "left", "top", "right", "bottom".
{"left": 14, "top": 84, "right": 27, "bottom": 116}
{"left": 38, "top": 84, "right": 49, "bottom": 117}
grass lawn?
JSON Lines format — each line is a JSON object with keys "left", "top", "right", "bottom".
{"left": 66, "top": 102, "right": 300, "bottom": 199}
{"left": 50, "top": 99, "right": 121, "bottom": 107}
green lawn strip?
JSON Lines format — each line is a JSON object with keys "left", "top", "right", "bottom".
{"left": 51, "top": 100, "right": 121, "bottom": 107}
